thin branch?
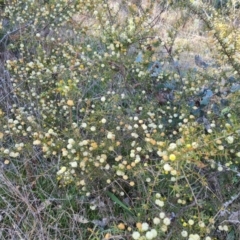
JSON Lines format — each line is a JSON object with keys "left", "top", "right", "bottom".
{"left": 0, "top": 21, "right": 33, "bottom": 45}
{"left": 181, "top": 167, "right": 201, "bottom": 218}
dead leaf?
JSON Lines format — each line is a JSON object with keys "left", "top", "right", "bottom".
{"left": 92, "top": 218, "right": 109, "bottom": 227}
{"left": 73, "top": 214, "right": 89, "bottom": 223}
{"left": 37, "top": 200, "right": 51, "bottom": 213}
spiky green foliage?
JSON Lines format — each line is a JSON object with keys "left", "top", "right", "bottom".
{"left": 0, "top": 0, "right": 240, "bottom": 239}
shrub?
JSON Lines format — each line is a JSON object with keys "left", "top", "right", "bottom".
{"left": 0, "top": 0, "right": 240, "bottom": 239}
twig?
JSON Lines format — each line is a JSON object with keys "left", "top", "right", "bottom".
{"left": 0, "top": 21, "right": 33, "bottom": 45}
{"left": 223, "top": 191, "right": 240, "bottom": 209}
{"left": 181, "top": 167, "right": 200, "bottom": 218}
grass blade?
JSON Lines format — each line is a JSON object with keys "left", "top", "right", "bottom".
{"left": 106, "top": 191, "right": 134, "bottom": 216}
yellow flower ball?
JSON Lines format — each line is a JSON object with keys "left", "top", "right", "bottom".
{"left": 0, "top": 132, "right": 4, "bottom": 139}
{"left": 136, "top": 222, "right": 142, "bottom": 230}
{"left": 169, "top": 154, "right": 176, "bottom": 161}
{"left": 67, "top": 99, "right": 74, "bottom": 106}
{"left": 104, "top": 233, "right": 111, "bottom": 239}
{"left": 117, "top": 223, "right": 125, "bottom": 230}
{"left": 162, "top": 155, "right": 169, "bottom": 161}
{"left": 4, "top": 159, "right": 10, "bottom": 165}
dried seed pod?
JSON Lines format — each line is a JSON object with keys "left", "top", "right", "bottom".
{"left": 156, "top": 90, "right": 174, "bottom": 105}
{"left": 156, "top": 91, "right": 168, "bottom": 105}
